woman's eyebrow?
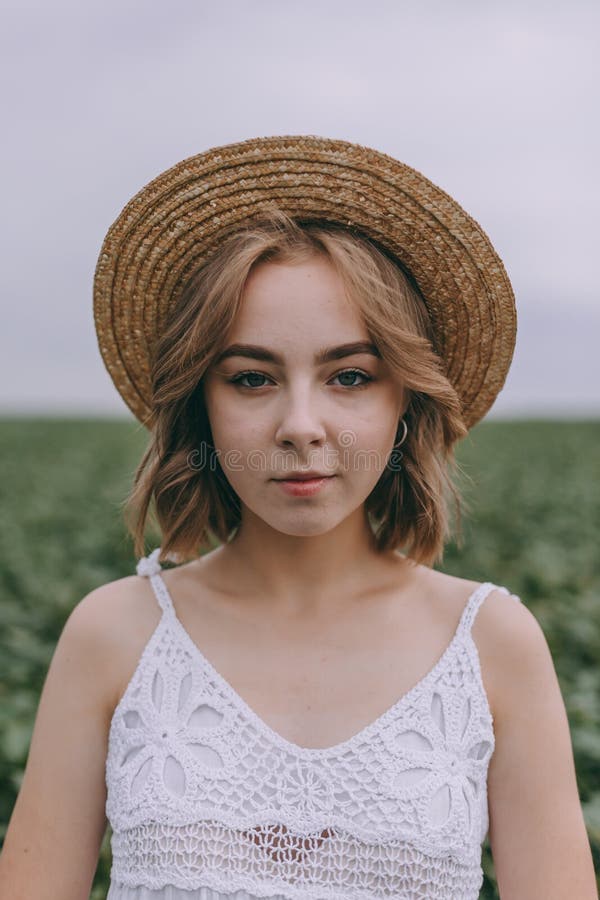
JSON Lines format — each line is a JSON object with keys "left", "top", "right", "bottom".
{"left": 214, "top": 341, "right": 381, "bottom": 366}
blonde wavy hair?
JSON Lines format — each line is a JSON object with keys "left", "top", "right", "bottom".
{"left": 123, "top": 208, "right": 470, "bottom": 567}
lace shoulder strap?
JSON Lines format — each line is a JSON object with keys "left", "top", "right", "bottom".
{"left": 458, "top": 581, "right": 522, "bottom": 636}
{"left": 135, "top": 547, "right": 176, "bottom": 617}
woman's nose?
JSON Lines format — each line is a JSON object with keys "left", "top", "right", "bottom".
{"left": 274, "top": 385, "right": 327, "bottom": 448}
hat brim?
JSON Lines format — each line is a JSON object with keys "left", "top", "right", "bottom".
{"left": 93, "top": 134, "right": 517, "bottom": 430}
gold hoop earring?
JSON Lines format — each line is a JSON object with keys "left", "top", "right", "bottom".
{"left": 388, "top": 417, "right": 408, "bottom": 473}
{"left": 393, "top": 417, "right": 408, "bottom": 449}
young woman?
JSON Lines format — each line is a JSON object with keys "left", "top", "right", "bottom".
{"left": 1, "top": 137, "right": 596, "bottom": 900}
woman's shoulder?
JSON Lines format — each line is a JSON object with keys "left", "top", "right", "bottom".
{"left": 416, "top": 566, "right": 551, "bottom": 723}
{"left": 63, "top": 571, "right": 163, "bottom": 717}
{"left": 405, "top": 562, "right": 505, "bottom": 623}
{"left": 467, "top": 580, "right": 553, "bottom": 724}
{"left": 417, "top": 563, "right": 530, "bottom": 630}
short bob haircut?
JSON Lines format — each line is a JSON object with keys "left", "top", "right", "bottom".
{"left": 123, "top": 207, "right": 470, "bottom": 567}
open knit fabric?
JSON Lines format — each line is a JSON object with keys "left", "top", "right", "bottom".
{"left": 105, "top": 548, "right": 522, "bottom": 900}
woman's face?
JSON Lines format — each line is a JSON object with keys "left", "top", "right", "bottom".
{"left": 202, "top": 254, "right": 406, "bottom": 539}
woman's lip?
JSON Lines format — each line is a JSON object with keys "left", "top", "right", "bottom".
{"left": 274, "top": 476, "right": 335, "bottom": 496}
{"left": 274, "top": 475, "right": 334, "bottom": 481}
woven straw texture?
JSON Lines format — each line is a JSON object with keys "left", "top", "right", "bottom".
{"left": 93, "top": 134, "right": 517, "bottom": 430}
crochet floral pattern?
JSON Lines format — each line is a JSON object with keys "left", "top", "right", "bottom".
{"left": 275, "top": 761, "right": 336, "bottom": 818}
{"left": 118, "top": 667, "right": 226, "bottom": 801}
{"left": 105, "top": 551, "right": 521, "bottom": 900}
{"left": 382, "top": 688, "right": 493, "bottom": 836}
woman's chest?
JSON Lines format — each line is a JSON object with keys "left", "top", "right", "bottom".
{"left": 213, "top": 630, "right": 459, "bottom": 751}
{"left": 156, "top": 576, "right": 477, "bottom": 752}
{"left": 106, "top": 612, "right": 495, "bottom": 853}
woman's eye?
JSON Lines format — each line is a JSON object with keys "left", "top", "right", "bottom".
{"left": 229, "top": 372, "right": 273, "bottom": 389}
{"left": 228, "top": 368, "right": 373, "bottom": 390}
{"left": 331, "top": 369, "right": 373, "bottom": 389}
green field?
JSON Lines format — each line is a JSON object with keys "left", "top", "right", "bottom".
{"left": 0, "top": 418, "right": 598, "bottom": 897}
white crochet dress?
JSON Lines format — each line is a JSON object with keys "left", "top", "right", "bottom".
{"left": 105, "top": 548, "right": 521, "bottom": 900}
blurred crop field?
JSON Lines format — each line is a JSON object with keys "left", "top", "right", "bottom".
{"left": 0, "top": 417, "right": 598, "bottom": 897}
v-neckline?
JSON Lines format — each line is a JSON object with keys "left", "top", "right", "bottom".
{"left": 153, "top": 571, "right": 490, "bottom": 759}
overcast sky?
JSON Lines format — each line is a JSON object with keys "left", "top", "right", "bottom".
{"left": 1, "top": 0, "right": 598, "bottom": 419}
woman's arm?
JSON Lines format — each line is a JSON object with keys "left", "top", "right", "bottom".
{"left": 475, "top": 590, "right": 598, "bottom": 899}
{"left": 0, "top": 582, "right": 133, "bottom": 900}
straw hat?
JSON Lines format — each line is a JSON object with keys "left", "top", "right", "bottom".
{"left": 93, "top": 134, "right": 517, "bottom": 430}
